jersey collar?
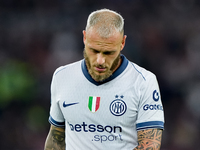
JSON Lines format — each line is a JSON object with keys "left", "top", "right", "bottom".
{"left": 81, "top": 54, "right": 129, "bottom": 86}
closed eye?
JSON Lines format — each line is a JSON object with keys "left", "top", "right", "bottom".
{"left": 90, "top": 48, "right": 100, "bottom": 53}
{"left": 90, "top": 48, "right": 115, "bottom": 55}
{"left": 103, "top": 51, "right": 115, "bottom": 55}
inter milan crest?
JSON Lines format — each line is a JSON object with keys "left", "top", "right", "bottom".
{"left": 88, "top": 96, "right": 100, "bottom": 112}
{"left": 110, "top": 95, "right": 127, "bottom": 116}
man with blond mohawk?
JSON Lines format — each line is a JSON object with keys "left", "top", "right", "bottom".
{"left": 44, "top": 8, "right": 164, "bottom": 150}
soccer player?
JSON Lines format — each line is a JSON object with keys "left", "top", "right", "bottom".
{"left": 44, "top": 8, "right": 164, "bottom": 150}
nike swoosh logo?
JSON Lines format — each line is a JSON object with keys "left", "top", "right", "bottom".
{"left": 63, "top": 102, "right": 79, "bottom": 107}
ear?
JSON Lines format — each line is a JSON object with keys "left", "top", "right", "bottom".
{"left": 120, "top": 35, "right": 127, "bottom": 51}
{"left": 83, "top": 30, "right": 86, "bottom": 44}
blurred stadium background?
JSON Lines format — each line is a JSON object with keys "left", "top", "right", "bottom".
{"left": 0, "top": 0, "right": 200, "bottom": 149}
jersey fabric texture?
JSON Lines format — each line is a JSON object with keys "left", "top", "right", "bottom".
{"left": 49, "top": 55, "right": 164, "bottom": 150}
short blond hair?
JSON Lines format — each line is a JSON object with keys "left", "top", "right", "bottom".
{"left": 85, "top": 8, "right": 124, "bottom": 38}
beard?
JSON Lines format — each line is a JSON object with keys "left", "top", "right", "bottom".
{"left": 83, "top": 50, "right": 121, "bottom": 82}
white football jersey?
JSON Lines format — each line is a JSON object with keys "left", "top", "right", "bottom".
{"left": 49, "top": 55, "right": 164, "bottom": 150}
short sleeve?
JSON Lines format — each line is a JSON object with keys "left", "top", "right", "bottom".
{"left": 48, "top": 71, "right": 65, "bottom": 127}
{"left": 136, "top": 74, "right": 164, "bottom": 131}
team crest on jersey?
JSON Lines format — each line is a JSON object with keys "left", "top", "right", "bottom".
{"left": 88, "top": 96, "right": 100, "bottom": 112}
{"left": 110, "top": 95, "right": 127, "bottom": 116}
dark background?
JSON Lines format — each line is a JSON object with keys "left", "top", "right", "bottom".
{"left": 0, "top": 0, "right": 200, "bottom": 149}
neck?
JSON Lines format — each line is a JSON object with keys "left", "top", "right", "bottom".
{"left": 112, "top": 57, "right": 122, "bottom": 73}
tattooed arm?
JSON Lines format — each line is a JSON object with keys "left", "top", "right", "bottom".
{"left": 133, "top": 128, "right": 163, "bottom": 150}
{"left": 44, "top": 124, "right": 65, "bottom": 150}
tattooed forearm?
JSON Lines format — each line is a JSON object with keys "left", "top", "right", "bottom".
{"left": 133, "top": 129, "right": 162, "bottom": 150}
{"left": 44, "top": 125, "right": 65, "bottom": 150}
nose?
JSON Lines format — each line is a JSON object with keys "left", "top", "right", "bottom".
{"left": 96, "top": 53, "right": 105, "bottom": 65}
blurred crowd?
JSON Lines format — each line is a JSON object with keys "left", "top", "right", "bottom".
{"left": 0, "top": 0, "right": 200, "bottom": 149}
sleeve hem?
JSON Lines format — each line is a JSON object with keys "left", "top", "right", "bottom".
{"left": 49, "top": 116, "right": 65, "bottom": 127}
{"left": 136, "top": 121, "right": 164, "bottom": 131}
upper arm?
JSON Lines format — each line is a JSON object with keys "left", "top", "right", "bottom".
{"left": 136, "top": 74, "right": 164, "bottom": 131}
{"left": 44, "top": 124, "right": 65, "bottom": 150}
{"left": 134, "top": 128, "right": 163, "bottom": 150}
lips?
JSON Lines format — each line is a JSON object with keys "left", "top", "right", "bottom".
{"left": 95, "top": 66, "right": 106, "bottom": 72}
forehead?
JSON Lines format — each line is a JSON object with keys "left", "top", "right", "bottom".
{"left": 86, "top": 30, "right": 123, "bottom": 50}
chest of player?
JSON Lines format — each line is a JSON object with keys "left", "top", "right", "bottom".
{"left": 58, "top": 81, "right": 139, "bottom": 129}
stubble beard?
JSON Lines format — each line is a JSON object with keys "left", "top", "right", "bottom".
{"left": 83, "top": 50, "right": 121, "bottom": 82}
